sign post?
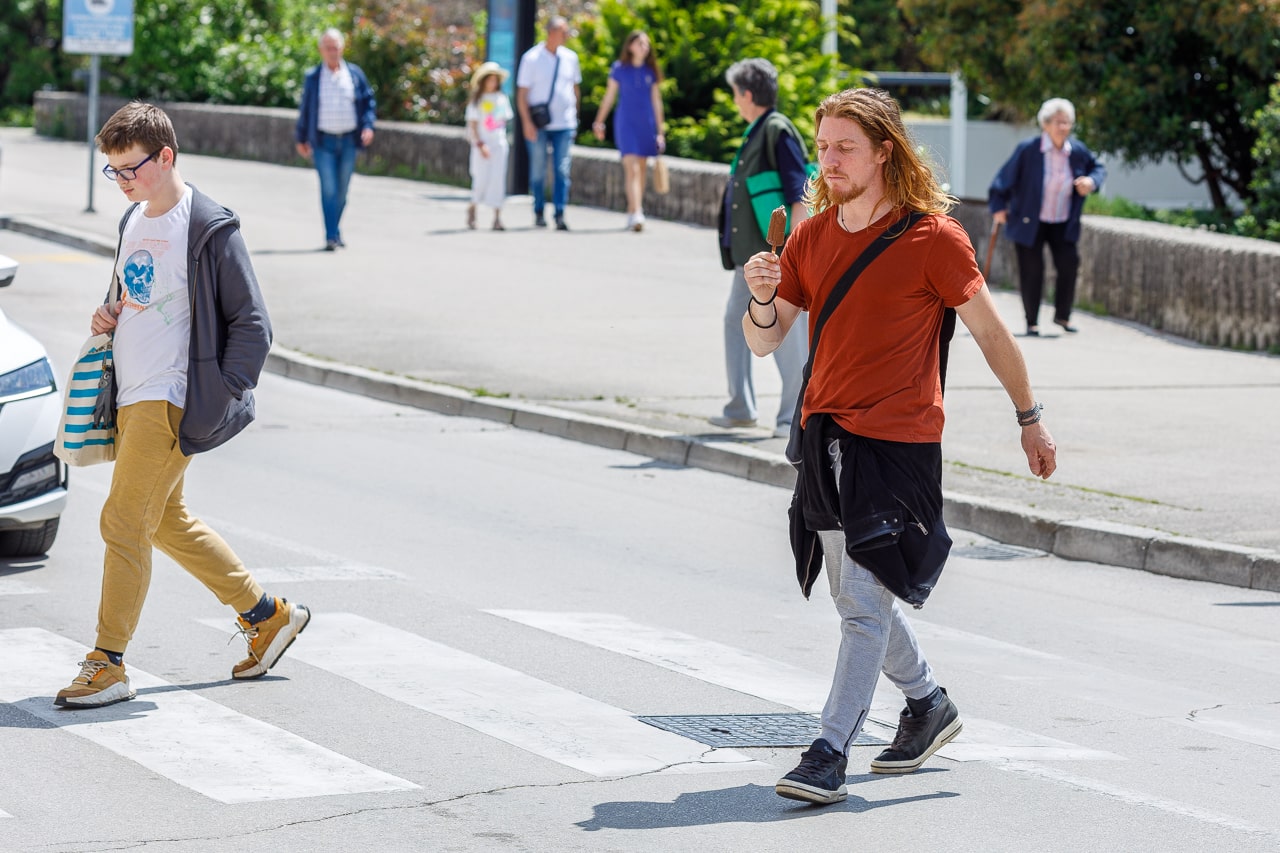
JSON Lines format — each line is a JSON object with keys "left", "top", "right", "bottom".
{"left": 63, "top": 0, "right": 135, "bottom": 213}
{"left": 486, "top": 0, "right": 535, "bottom": 195}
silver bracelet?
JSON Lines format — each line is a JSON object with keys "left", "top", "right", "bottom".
{"left": 1016, "top": 401, "right": 1043, "bottom": 426}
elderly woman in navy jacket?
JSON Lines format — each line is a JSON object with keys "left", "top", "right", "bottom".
{"left": 989, "top": 98, "right": 1105, "bottom": 335}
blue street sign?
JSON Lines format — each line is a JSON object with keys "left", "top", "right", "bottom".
{"left": 64, "top": 0, "right": 134, "bottom": 56}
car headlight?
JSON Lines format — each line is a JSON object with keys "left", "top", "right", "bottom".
{"left": 0, "top": 358, "right": 57, "bottom": 405}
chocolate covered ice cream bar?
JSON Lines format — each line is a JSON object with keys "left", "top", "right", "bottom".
{"left": 767, "top": 205, "right": 788, "bottom": 253}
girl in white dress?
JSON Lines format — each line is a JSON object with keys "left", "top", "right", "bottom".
{"left": 465, "top": 62, "right": 514, "bottom": 231}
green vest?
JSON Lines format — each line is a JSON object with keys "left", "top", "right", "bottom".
{"left": 726, "top": 110, "right": 808, "bottom": 266}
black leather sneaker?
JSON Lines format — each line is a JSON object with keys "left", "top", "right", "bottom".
{"left": 775, "top": 738, "right": 848, "bottom": 804}
{"left": 870, "top": 688, "right": 962, "bottom": 774}
{"left": 534, "top": 212, "right": 547, "bottom": 228}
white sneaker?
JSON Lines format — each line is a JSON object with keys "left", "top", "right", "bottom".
{"left": 632, "top": 211, "right": 645, "bottom": 232}
{"left": 624, "top": 213, "right": 636, "bottom": 230}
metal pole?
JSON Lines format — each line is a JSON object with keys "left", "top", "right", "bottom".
{"left": 821, "top": 0, "right": 837, "bottom": 57}
{"left": 949, "top": 70, "right": 967, "bottom": 197}
{"left": 85, "top": 53, "right": 100, "bottom": 213}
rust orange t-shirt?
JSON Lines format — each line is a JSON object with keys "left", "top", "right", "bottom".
{"left": 776, "top": 207, "right": 984, "bottom": 443}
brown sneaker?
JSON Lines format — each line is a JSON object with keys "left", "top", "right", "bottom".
{"left": 54, "top": 650, "right": 136, "bottom": 709}
{"left": 231, "top": 598, "right": 311, "bottom": 680}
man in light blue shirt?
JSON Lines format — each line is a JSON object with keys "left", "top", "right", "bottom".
{"left": 295, "top": 29, "right": 377, "bottom": 251}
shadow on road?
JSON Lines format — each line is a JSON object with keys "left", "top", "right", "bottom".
{"left": 575, "top": 780, "right": 960, "bottom": 830}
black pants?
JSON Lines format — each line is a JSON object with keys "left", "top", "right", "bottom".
{"left": 1014, "top": 221, "right": 1078, "bottom": 329}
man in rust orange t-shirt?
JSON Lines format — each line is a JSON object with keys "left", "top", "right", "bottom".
{"left": 741, "top": 88, "right": 1058, "bottom": 806}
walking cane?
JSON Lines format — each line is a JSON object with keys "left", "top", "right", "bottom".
{"left": 982, "top": 222, "right": 1000, "bottom": 282}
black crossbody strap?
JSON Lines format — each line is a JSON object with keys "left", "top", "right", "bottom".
{"left": 544, "top": 52, "right": 561, "bottom": 105}
{"left": 801, "top": 210, "right": 926, "bottom": 385}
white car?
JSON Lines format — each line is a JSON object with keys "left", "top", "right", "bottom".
{"left": 0, "top": 253, "right": 67, "bottom": 557}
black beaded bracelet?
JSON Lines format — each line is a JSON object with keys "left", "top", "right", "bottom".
{"left": 747, "top": 298, "right": 778, "bottom": 329}
{"left": 1016, "top": 401, "right": 1044, "bottom": 426}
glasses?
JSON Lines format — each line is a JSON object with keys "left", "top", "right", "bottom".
{"left": 102, "top": 150, "right": 162, "bottom": 181}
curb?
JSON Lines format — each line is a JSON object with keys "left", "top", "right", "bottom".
{"left": 5, "top": 214, "right": 1278, "bottom": 594}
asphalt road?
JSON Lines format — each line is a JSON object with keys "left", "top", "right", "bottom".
{"left": 1, "top": 234, "right": 1279, "bottom": 852}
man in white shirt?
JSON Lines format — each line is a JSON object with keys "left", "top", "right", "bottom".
{"left": 295, "top": 29, "right": 377, "bottom": 251}
{"left": 516, "top": 16, "right": 581, "bottom": 230}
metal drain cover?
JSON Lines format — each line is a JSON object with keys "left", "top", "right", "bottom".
{"left": 635, "top": 713, "right": 891, "bottom": 748}
{"left": 952, "top": 543, "right": 1046, "bottom": 560}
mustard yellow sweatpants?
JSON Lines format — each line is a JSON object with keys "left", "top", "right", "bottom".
{"left": 96, "top": 400, "right": 264, "bottom": 652}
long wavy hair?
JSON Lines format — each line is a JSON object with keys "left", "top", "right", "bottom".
{"left": 617, "top": 30, "right": 662, "bottom": 81}
{"left": 806, "top": 87, "right": 956, "bottom": 222}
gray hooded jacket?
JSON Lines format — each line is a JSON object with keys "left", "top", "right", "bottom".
{"left": 115, "top": 184, "right": 272, "bottom": 455}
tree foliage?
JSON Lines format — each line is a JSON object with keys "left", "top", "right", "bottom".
{"left": 573, "top": 0, "right": 854, "bottom": 162}
{"left": 900, "top": 0, "right": 1280, "bottom": 214}
{"left": 1237, "top": 74, "right": 1280, "bottom": 241}
{"left": 0, "top": 0, "right": 79, "bottom": 121}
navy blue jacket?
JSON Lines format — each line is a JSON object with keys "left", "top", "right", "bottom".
{"left": 295, "top": 62, "right": 377, "bottom": 150}
{"left": 988, "top": 135, "right": 1106, "bottom": 246}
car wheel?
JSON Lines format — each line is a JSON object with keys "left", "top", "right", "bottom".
{"left": 0, "top": 517, "right": 60, "bottom": 558}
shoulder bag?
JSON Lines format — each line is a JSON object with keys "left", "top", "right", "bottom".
{"left": 528, "top": 52, "right": 560, "bottom": 129}
{"left": 54, "top": 267, "right": 123, "bottom": 467}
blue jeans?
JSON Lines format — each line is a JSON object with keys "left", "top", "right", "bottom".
{"left": 313, "top": 132, "right": 357, "bottom": 242}
{"left": 526, "top": 128, "right": 573, "bottom": 216}
{"left": 722, "top": 265, "right": 807, "bottom": 427}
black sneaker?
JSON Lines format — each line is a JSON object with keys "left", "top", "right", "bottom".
{"left": 534, "top": 212, "right": 547, "bottom": 228}
{"left": 775, "top": 738, "right": 848, "bottom": 804}
{"left": 870, "top": 688, "right": 962, "bottom": 774}
{"left": 555, "top": 216, "right": 569, "bottom": 231}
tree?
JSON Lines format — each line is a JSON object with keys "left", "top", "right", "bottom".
{"left": 900, "top": 0, "right": 1280, "bottom": 213}
{"left": 574, "top": 0, "right": 855, "bottom": 162}
{"left": 0, "top": 0, "right": 80, "bottom": 120}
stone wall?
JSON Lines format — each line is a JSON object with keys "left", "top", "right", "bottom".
{"left": 33, "top": 92, "right": 1280, "bottom": 351}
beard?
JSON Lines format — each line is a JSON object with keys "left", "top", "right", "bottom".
{"left": 826, "top": 177, "right": 868, "bottom": 205}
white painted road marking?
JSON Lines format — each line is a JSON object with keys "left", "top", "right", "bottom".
{"left": 0, "top": 628, "right": 418, "bottom": 803}
{"left": 0, "top": 578, "right": 46, "bottom": 596}
{"left": 909, "top": 620, "right": 1280, "bottom": 752}
{"left": 998, "top": 761, "right": 1278, "bottom": 840}
{"left": 202, "top": 613, "right": 760, "bottom": 777}
{"left": 486, "top": 611, "right": 1124, "bottom": 763}
{"left": 249, "top": 564, "right": 407, "bottom": 583}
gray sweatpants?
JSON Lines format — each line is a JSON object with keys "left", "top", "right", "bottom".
{"left": 816, "top": 438, "right": 940, "bottom": 754}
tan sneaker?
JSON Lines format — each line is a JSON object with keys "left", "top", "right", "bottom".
{"left": 231, "top": 598, "right": 311, "bottom": 680}
{"left": 54, "top": 650, "right": 136, "bottom": 709}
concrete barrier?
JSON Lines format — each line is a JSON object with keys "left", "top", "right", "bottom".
{"left": 35, "top": 91, "right": 1280, "bottom": 351}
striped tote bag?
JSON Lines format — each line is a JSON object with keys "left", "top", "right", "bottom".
{"left": 53, "top": 332, "right": 117, "bottom": 466}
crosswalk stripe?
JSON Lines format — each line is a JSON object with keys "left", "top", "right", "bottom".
{"left": 908, "top": 620, "right": 1280, "bottom": 752}
{"left": 201, "top": 613, "right": 761, "bottom": 777}
{"left": 486, "top": 611, "right": 1124, "bottom": 763}
{"left": 248, "top": 564, "right": 407, "bottom": 583}
{"left": 0, "top": 578, "right": 46, "bottom": 596}
{"left": 1, "top": 628, "right": 419, "bottom": 803}
{"left": 998, "top": 761, "right": 1278, "bottom": 839}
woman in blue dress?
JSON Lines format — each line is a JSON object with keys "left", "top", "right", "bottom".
{"left": 592, "top": 30, "right": 666, "bottom": 232}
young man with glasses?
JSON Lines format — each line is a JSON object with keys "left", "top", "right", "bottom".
{"left": 55, "top": 102, "right": 309, "bottom": 709}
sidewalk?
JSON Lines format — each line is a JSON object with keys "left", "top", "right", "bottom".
{"left": 2, "top": 126, "right": 1277, "bottom": 591}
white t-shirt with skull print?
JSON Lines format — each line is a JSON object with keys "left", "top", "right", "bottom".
{"left": 113, "top": 186, "right": 193, "bottom": 409}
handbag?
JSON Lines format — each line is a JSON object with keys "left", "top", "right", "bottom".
{"left": 784, "top": 211, "right": 926, "bottom": 468}
{"left": 54, "top": 270, "right": 122, "bottom": 467}
{"left": 745, "top": 162, "right": 819, "bottom": 238}
{"left": 527, "top": 52, "right": 560, "bottom": 129}
{"left": 652, "top": 156, "right": 670, "bottom": 195}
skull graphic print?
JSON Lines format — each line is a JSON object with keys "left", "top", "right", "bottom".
{"left": 123, "top": 249, "right": 155, "bottom": 305}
